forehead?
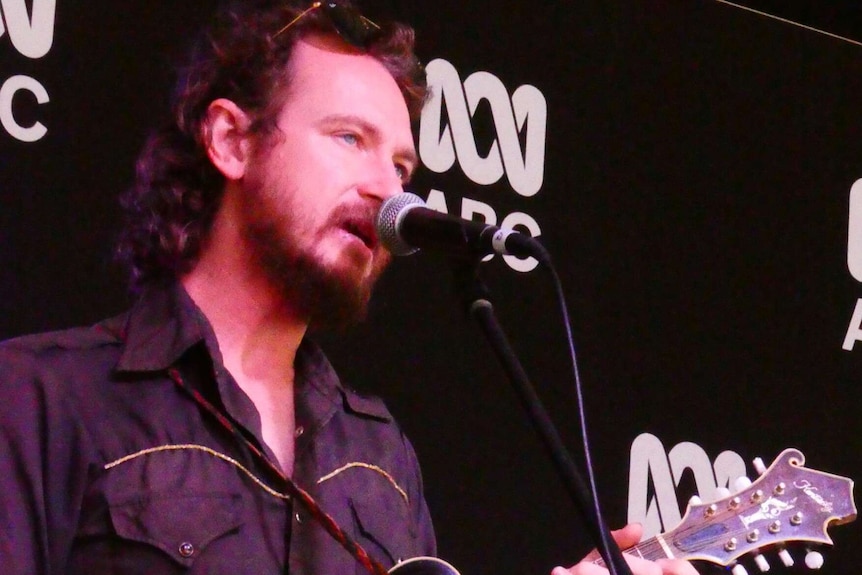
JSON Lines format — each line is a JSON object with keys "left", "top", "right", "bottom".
{"left": 277, "top": 35, "right": 413, "bottom": 140}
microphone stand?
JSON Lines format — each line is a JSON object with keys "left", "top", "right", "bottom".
{"left": 450, "top": 260, "right": 633, "bottom": 575}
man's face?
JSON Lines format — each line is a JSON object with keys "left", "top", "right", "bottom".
{"left": 239, "top": 35, "right": 417, "bottom": 328}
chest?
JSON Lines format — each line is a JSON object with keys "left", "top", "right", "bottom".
{"left": 238, "top": 378, "right": 297, "bottom": 476}
{"left": 63, "top": 379, "right": 431, "bottom": 575}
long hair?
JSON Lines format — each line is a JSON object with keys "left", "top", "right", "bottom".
{"left": 116, "top": 0, "right": 427, "bottom": 289}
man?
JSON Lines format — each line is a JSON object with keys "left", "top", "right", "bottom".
{"left": 0, "top": 2, "right": 696, "bottom": 574}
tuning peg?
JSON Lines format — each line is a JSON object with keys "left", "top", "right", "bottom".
{"left": 733, "top": 476, "right": 753, "bottom": 493}
{"left": 731, "top": 563, "right": 749, "bottom": 575}
{"left": 777, "top": 549, "right": 794, "bottom": 567}
{"left": 753, "top": 554, "right": 770, "bottom": 572}
{"left": 805, "top": 550, "right": 824, "bottom": 569}
{"left": 752, "top": 457, "right": 767, "bottom": 475}
{"left": 713, "top": 486, "right": 731, "bottom": 500}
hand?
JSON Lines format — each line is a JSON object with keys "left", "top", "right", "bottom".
{"left": 551, "top": 524, "right": 698, "bottom": 575}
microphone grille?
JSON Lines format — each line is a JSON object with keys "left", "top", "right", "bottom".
{"left": 376, "top": 192, "right": 425, "bottom": 256}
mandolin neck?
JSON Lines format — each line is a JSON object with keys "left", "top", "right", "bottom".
{"left": 593, "top": 535, "right": 674, "bottom": 567}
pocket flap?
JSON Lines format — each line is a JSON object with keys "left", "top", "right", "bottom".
{"left": 350, "top": 496, "right": 417, "bottom": 566}
{"left": 109, "top": 492, "right": 244, "bottom": 567}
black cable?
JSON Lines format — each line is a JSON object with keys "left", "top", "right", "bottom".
{"left": 536, "top": 243, "right": 633, "bottom": 575}
{"left": 451, "top": 249, "right": 632, "bottom": 575}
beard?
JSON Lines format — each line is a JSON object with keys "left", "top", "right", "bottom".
{"left": 239, "top": 184, "right": 391, "bottom": 331}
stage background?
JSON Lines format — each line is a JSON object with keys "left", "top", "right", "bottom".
{"left": 2, "top": 1, "right": 860, "bottom": 574}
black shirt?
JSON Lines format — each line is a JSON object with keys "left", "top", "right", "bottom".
{"left": 0, "top": 283, "right": 435, "bottom": 574}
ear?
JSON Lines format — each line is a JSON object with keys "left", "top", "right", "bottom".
{"left": 203, "top": 98, "right": 252, "bottom": 180}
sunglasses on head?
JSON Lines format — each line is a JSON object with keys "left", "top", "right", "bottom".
{"left": 274, "top": 1, "right": 381, "bottom": 47}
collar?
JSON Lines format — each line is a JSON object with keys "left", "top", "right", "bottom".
{"left": 296, "top": 341, "right": 392, "bottom": 424}
{"left": 108, "top": 282, "right": 210, "bottom": 373}
{"left": 105, "top": 281, "right": 391, "bottom": 423}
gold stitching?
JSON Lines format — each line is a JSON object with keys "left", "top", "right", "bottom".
{"left": 317, "top": 462, "right": 409, "bottom": 504}
{"left": 103, "top": 444, "right": 292, "bottom": 500}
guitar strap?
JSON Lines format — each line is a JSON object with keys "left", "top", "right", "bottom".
{"left": 165, "top": 363, "right": 390, "bottom": 575}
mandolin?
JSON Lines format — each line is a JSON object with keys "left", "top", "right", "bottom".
{"left": 390, "top": 448, "right": 856, "bottom": 575}
{"left": 388, "top": 556, "right": 461, "bottom": 575}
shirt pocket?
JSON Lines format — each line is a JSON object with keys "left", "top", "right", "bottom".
{"left": 107, "top": 491, "right": 244, "bottom": 569}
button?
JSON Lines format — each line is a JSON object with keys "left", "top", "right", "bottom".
{"left": 295, "top": 426, "right": 305, "bottom": 438}
{"left": 295, "top": 512, "right": 303, "bottom": 524}
{"left": 179, "top": 542, "right": 195, "bottom": 557}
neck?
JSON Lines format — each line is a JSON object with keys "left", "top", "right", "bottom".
{"left": 181, "top": 186, "right": 308, "bottom": 475}
{"left": 181, "top": 197, "right": 308, "bottom": 387}
{"left": 183, "top": 266, "right": 307, "bottom": 385}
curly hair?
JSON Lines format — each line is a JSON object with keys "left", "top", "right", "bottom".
{"left": 116, "top": 0, "right": 427, "bottom": 289}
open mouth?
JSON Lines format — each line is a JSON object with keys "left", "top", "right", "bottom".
{"left": 341, "top": 217, "right": 377, "bottom": 250}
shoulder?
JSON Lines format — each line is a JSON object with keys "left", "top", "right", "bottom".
{"left": 0, "top": 323, "right": 126, "bottom": 461}
{"left": 0, "top": 321, "right": 121, "bottom": 354}
{"left": 0, "top": 318, "right": 124, "bottom": 387}
{"left": 339, "top": 385, "right": 396, "bottom": 422}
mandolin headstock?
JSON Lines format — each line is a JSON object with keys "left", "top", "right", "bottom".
{"left": 661, "top": 449, "right": 856, "bottom": 572}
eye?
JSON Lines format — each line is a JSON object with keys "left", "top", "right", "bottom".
{"left": 336, "top": 132, "right": 360, "bottom": 146}
{"left": 395, "top": 162, "right": 417, "bottom": 183}
{"left": 394, "top": 164, "right": 407, "bottom": 181}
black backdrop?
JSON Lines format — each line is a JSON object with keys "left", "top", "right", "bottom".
{"left": 2, "top": 1, "right": 860, "bottom": 574}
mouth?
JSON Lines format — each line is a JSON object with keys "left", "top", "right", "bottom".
{"left": 340, "top": 216, "right": 378, "bottom": 251}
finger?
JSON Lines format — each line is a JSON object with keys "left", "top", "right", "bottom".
{"left": 610, "top": 523, "right": 643, "bottom": 548}
{"left": 656, "top": 559, "right": 700, "bottom": 575}
{"left": 552, "top": 563, "right": 610, "bottom": 575}
{"left": 581, "top": 523, "right": 645, "bottom": 563}
{"left": 621, "top": 554, "right": 663, "bottom": 575}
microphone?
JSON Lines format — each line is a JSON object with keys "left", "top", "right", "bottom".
{"left": 375, "top": 192, "right": 546, "bottom": 261}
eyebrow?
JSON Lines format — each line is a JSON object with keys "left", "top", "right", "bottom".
{"left": 321, "top": 114, "right": 419, "bottom": 175}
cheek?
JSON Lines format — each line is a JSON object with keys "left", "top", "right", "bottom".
{"left": 254, "top": 152, "right": 347, "bottom": 238}
{"left": 262, "top": 175, "right": 324, "bottom": 230}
